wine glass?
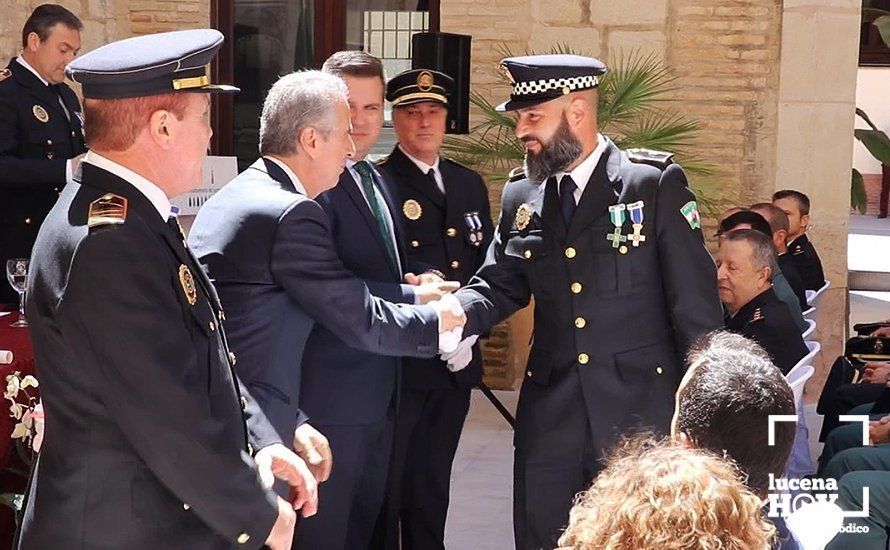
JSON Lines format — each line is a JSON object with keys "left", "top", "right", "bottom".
{"left": 5, "top": 259, "right": 29, "bottom": 328}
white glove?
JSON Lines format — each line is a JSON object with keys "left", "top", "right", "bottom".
{"left": 436, "top": 293, "right": 465, "bottom": 354}
{"left": 441, "top": 335, "right": 478, "bottom": 372}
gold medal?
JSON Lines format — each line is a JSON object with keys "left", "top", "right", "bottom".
{"left": 179, "top": 264, "right": 197, "bottom": 306}
{"left": 403, "top": 199, "right": 422, "bottom": 220}
{"left": 33, "top": 105, "right": 49, "bottom": 123}
{"left": 514, "top": 203, "right": 533, "bottom": 231}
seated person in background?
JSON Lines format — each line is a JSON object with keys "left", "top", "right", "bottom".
{"left": 818, "top": 358, "right": 890, "bottom": 441}
{"left": 671, "top": 330, "right": 799, "bottom": 550}
{"left": 750, "top": 202, "right": 807, "bottom": 310}
{"left": 556, "top": 438, "right": 775, "bottom": 550}
{"left": 717, "top": 229, "right": 809, "bottom": 374}
{"left": 719, "top": 211, "right": 807, "bottom": 333}
{"left": 772, "top": 190, "right": 825, "bottom": 291}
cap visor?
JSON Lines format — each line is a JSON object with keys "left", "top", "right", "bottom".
{"left": 495, "top": 97, "right": 556, "bottom": 112}
{"left": 393, "top": 97, "right": 448, "bottom": 108}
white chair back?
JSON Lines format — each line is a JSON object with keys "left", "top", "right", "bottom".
{"left": 809, "top": 280, "right": 831, "bottom": 309}
{"left": 802, "top": 306, "right": 816, "bottom": 320}
{"left": 801, "top": 318, "right": 816, "bottom": 340}
{"left": 805, "top": 289, "right": 816, "bottom": 304}
{"left": 802, "top": 340, "right": 821, "bottom": 366}
{"left": 785, "top": 364, "right": 815, "bottom": 413}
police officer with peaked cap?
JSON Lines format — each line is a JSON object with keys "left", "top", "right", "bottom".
{"left": 375, "top": 68, "right": 494, "bottom": 549}
{"left": 0, "top": 4, "right": 87, "bottom": 303}
{"left": 20, "top": 29, "right": 317, "bottom": 550}
{"left": 451, "top": 54, "right": 723, "bottom": 549}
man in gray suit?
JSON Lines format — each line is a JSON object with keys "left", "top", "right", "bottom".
{"left": 188, "top": 71, "right": 465, "bottom": 546}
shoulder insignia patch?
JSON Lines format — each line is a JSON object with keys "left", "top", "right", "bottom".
{"left": 88, "top": 193, "right": 128, "bottom": 228}
{"left": 751, "top": 307, "right": 764, "bottom": 323}
{"left": 508, "top": 166, "right": 526, "bottom": 182}
{"left": 627, "top": 148, "right": 674, "bottom": 169}
{"left": 374, "top": 155, "right": 390, "bottom": 166}
{"left": 0, "top": 68, "right": 10, "bottom": 82}
{"left": 792, "top": 244, "right": 804, "bottom": 255}
{"left": 679, "top": 200, "right": 701, "bottom": 230}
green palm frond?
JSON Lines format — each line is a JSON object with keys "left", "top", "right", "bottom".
{"left": 598, "top": 51, "right": 679, "bottom": 130}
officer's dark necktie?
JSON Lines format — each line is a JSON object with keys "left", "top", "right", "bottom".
{"left": 426, "top": 168, "right": 444, "bottom": 195}
{"left": 354, "top": 161, "right": 398, "bottom": 272}
{"left": 49, "top": 84, "right": 71, "bottom": 121}
{"left": 559, "top": 174, "right": 577, "bottom": 226}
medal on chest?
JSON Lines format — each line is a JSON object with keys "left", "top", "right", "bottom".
{"left": 626, "top": 201, "right": 646, "bottom": 247}
{"left": 607, "top": 204, "right": 628, "bottom": 254}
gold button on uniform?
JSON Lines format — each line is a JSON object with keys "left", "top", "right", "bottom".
{"left": 450, "top": 260, "right": 460, "bottom": 269}
{"left": 182, "top": 503, "right": 190, "bottom": 511}
{"left": 656, "top": 367, "right": 663, "bottom": 375}
{"left": 578, "top": 353, "right": 589, "bottom": 365}
{"left": 619, "top": 245, "right": 628, "bottom": 254}
{"left": 574, "top": 317, "right": 586, "bottom": 329}
{"left": 570, "top": 282, "right": 582, "bottom": 294}
{"left": 236, "top": 532, "right": 250, "bottom": 545}
{"left": 229, "top": 351, "right": 237, "bottom": 366}
{"left": 527, "top": 370, "right": 532, "bottom": 377}
{"left": 240, "top": 396, "right": 248, "bottom": 411}
{"left": 46, "top": 139, "right": 53, "bottom": 146}
{"left": 24, "top": 218, "right": 31, "bottom": 225}
{"left": 565, "top": 247, "right": 576, "bottom": 259}
{"left": 523, "top": 250, "right": 532, "bottom": 259}
{"left": 411, "top": 240, "right": 419, "bottom": 248}
{"left": 446, "top": 228, "right": 457, "bottom": 237}
{"left": 208, "top": 321, "right": 216, "bottom": 332}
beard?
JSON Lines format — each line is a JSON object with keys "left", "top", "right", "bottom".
{"left": 522, "top": 113, "right": 584, "bottom": 182}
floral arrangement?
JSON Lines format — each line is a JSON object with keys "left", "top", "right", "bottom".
{"left": 1, "top": 372, "right": 42, "bottom": 512}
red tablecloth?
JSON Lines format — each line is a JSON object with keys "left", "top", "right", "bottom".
{"left": 0, "top": 309, "right": 36, "bottom": 543}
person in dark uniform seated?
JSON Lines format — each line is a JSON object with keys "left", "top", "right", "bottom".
{"left": 450, "top": 54, "right": 724, "bottom": 550}
{"left": 750, "top": 202, "right": 807, "bottom": 310}
{"left": 717, "top": 229, "right": 808, "bottom": 374}
{"left": 188, "top": 70, "right": 470, "bottom": 550}
{"left": 772, "top": 189, "right": 825, "bottom": 291}
{"left": 20, "top": 30, "right": 318, "bottom": 550}
{"left": 374, "top": 68, "right": 494, "bottom": 550}
{"left": 718, "top": 210, "right": 807, "bottom": 333}
{"left": 0, "top": 4, "right": 87, "bottom": 303}
{"left": 671, "top": 331, "right": 799, "bottom": 549}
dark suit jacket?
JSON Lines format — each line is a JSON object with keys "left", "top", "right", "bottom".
{"left": 303, "top": 165, "right": 421, "bottom": 425}
{"left": 455, "top": 138, "right": 724, "bottom": 452}
{"left": 725, "top": 287, "right": 809, "bottom": 374}
{"left": 377, "top": 147, "right": 494, "bottom": 389}
{"left": 788, "top": 234, "right": 825, "bottom": 291}
{"left": 21, "top": 162, "right": 281, "bottom": 549}
{"left": 0, "top": 59, "right": 86, "bottom": 302}
{"left": 778, "top": 252, "right": 807, "bottom": 309}
{"left": 189, "top": 158, "right": 441, "bottom": 441}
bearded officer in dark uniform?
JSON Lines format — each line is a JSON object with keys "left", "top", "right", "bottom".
{"left": 21, "top": 30, "right": 317, "bottom": 550}
{"left": 0, "top": 4, "right": 87, "bottom": 303}
{"left": 451, "top": 55, "right": 724, "bottom": 549}
{"left": 374, "top": 68, "right": 494, "bottom": 550}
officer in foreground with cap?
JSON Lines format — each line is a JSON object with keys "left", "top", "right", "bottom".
{"left": 451, "top": 54, "right": 723, "bottom": 549}
{"left": 374, "top": 68, "right": 493, "bottom": 550}
{"left": 21, "top": 30, "right": 316, "bottom": 550}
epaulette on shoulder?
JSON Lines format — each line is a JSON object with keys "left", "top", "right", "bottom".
{"left": 0, "top": 68, "right": 10, "bottom": 83}
{"left": 626, "top": 148, "right": 674, "bottom": 169}
{"left": 750, "top": 307, "right": 764, "bottom": 323}
{"left": 508, "top": 166, "right": 526, "bottom": 182}
{"left": 88, "top": 193, "right": 128, "bottom": 228}
{"left": 792, "top": 244, "right": 804, "bottom": 255}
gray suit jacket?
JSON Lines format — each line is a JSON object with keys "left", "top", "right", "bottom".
{"left": 189, "top": 158, "right": 440, "bottom": 445}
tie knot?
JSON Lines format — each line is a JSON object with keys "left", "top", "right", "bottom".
{"left": 559, "top": 175, "right": 577, "bottom": 198}
{"left": 354, "top": 160, "right": 372, "bottom": 179}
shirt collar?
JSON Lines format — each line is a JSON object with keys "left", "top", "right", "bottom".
{"left": 16, "top": 56, "right": 49, "bottom": 87}
{"left": 545, "top": 133, "right": 607, "bottom": 192}
{"left": 398, "top": 144, "right": 439, "bottom": 175}
{"left": 264, "top": 156, "right": 309, "bottom": 196}
{"left": 82, "top": 151, "right": 172, "bottom": 221}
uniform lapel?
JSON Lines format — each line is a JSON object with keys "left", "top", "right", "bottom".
{"left": 338, "top": 166, "right": 402, "bottom": 279}
{"left": 12, "top": 60, "right": 69, "bottom": 122}
{"left": 388, "top": 146, "right": 445, "bottom": 210}
{"left": 567, "top": 140, "right": 622, "bottom": 242}
{"left": 373, "top": 165, "right": 410, "bottom": 268}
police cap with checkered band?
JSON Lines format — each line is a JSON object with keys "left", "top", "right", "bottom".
{"left": 496, "top": 54, "right": 606, "bottom": 112}
{"left": 66, "top": 29, "right": 238, "bottom": 99}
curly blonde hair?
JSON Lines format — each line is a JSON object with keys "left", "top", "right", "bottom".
{"left": 557, "top": 438, "right": 774, "bottom": 550}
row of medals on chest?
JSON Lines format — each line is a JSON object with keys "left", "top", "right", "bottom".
{"left": 513, "top": 200, "right": 646, "bottom": 255}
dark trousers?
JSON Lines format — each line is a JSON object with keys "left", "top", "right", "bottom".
{"left": 295, "top": 415, "right": 394, "bottom": 550}
{"left": 819, "top": 382, "right": 886, "bottom": 441}
{"left": 375, "top": 387, "right": 471, "bottom": 550}
{"left": 513, "top": 385, "right": 600, "bottom": 550}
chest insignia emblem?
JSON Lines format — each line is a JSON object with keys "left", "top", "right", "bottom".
{"left": 32, "top": 104, "right": 49, "bottom": 123}
{"left": 179, "top": 264, "right": 198, "bottom": 306}
{"left": 680, "top": 200, "right": 702, "bottom": 230}
{"left": 606, "top": 203, "right": 628, "bottom": 250}
{"left": 514, "top": 203, "right": 533, "bottom": 231}
{"left": 403, "top": 199, "right": 422, "bottom": 220}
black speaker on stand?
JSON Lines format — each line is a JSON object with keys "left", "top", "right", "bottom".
{"left": 411, "top": 32, "right": 471, "bottom": 134}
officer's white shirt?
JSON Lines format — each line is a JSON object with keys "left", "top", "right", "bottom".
{"left": 83, "top": 151, "right": 171, "bottom": 221}
{"left": 345, "top": 158, "right": 403, "bottom": 275}
{"left": 17, "top": 56, "right": 78, "bottom": 185}
{"left": 548, "top": 132, "right": 607, "bottom": 204}
{"left": 398, "top": 144, "right": 444, "bottom": 194}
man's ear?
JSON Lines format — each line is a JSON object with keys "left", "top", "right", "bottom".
{"left": 26, "top": 32, "right": 41, "bottom": 52}
{"left": 298, "top": 126, "right": 317, "bottom": 158}
{"left": 147, "top": 109, "right": 172, "bottom": 149}
{"left": 800, "top": 213, "right": 811, "bottom": 231}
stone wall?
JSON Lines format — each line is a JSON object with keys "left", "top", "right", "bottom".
{"left": 1, "top": 0, "right": 209, "bottom": 71}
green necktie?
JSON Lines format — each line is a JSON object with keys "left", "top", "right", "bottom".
{"left": 354, "top": 161, "right": 398, "bottom": 272}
